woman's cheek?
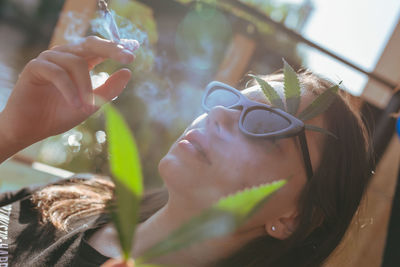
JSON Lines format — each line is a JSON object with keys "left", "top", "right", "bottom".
{"left": 210, "top": 156, "right": 251, "bottom": 192}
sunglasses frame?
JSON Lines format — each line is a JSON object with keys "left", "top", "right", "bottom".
{"left": 202, "top": 81, "right": 313, "bottom": 180}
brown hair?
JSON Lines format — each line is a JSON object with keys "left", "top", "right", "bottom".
{"left": 32, "top": 175, "right": 168, "bottom": 231}
{"left": 32, "top": 71, "right": 371, "bottom": 266}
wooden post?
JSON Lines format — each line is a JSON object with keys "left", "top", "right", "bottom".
{"left": 214, "top": 33, "right": 256, "bottom": 86}
{"left": 49, "top": 0, "right": 98, "bottom": 47}
{"left": 361, "top": 19, "right": 400, "bottom": 109}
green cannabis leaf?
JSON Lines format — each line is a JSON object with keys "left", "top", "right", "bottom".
{"left": 298, "top": 84, "right": 339, "bottom": 121}
{"left": 105, "top": 104, "right": 144, "bottom": 260}
{"left": 283, "top": 59, "right": 301, "bottom": 115}
{"left": 305, "top": 124, "right": 338, "bottom": 139}
{"left": 249, "top": 74, "right": 285, "bottom": 111}
{"left": 139, "top": 180, "right": 286, "bottom": 262}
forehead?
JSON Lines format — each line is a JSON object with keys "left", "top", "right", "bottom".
{"left": 242, "top": 81, "right": 285, "bottom": 105}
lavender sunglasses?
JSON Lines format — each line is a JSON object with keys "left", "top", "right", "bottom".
{"left": 202, "top": 81, "right": 313, "bottom": 180}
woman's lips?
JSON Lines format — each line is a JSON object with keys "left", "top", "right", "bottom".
{"left": 178, "top": 129, "right": 211, "bottom": 165}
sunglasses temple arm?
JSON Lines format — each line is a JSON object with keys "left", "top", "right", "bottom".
{"left": 298, "top": 131, "right": 313, "bottom": 180}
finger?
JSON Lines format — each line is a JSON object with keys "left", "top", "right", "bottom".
{"left": 38, "top": 50, "right": 94, "bottom": 112}
{"left": 100, "top": 258, "right": 134, "bottom": 267}
{"left": 27, "top": 59, "right": 81, "bottom": 108}
{"left": 52, "top": 36, "right": 135, "bottom": 65}
{"left": 93, "top": 68, "right": 132, "bottom": 106}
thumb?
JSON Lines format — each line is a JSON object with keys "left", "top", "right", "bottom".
{"left": 94, "top": 68, "right": 132, "bottom": 106}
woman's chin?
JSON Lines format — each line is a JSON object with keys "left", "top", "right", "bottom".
{"left": 158, "top": 153, "right": 205, "bottom": 200}
{"left": 158, "top": 142, "right": 200, "bottom": 176}
{"left": 158, "top": 153, "right": 187, "bottom": 188}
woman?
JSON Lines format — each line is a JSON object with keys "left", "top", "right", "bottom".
{"left": 0, "top": 36, "right": 370, "bottom": 267}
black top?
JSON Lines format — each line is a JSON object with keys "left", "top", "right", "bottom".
{"left": 0, "top": 182, "right": 111, "bottom": 267}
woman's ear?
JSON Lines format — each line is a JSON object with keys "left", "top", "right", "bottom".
{"left": 265, "top": 211, "right": 299, "bottom": 240}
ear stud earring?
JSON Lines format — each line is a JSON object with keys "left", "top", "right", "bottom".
{"left": 272, "top": 225, "right": 276, "bottom": 231}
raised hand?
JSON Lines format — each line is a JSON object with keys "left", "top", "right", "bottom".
{"left": 0, "top": 36, "right": 136, "bottom": 162}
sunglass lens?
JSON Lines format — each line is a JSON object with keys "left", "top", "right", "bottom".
{"left": 204, "top": 88, "right": 240, "bottom": 109}
{"left": 243, "top": 109, "right": 290, "bottom": 134}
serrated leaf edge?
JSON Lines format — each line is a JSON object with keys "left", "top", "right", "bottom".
{"left": 305, "top": 124, "right": 338, "bottom": 139}
{"left": 248, "top": 74, "right": 285, "bottom": 111}
{"left": 298, "top": 84, "right": 339, "bottom": 121}
{"left": 282, "top": 58, "right": 301, "bottom": 115}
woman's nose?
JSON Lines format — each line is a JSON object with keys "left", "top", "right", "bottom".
{"left": 207, "top": 105, "right": 240, "bottom": 134}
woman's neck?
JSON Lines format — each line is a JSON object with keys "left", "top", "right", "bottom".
{"left": 88, "top": 197, "right": 264, "bottom": 266}
{"left": 132, "top": 198, "right": 265, "bottom": 266}
{"left": 132, "top": 203, "right": 203, "bottom": 265}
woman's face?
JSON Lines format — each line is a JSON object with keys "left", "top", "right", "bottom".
{"left": 158, "top": 81, "right": 323, "bottom": 232}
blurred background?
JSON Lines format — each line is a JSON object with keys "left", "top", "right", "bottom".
{"left": 0, "top": 1, "right": 399, "bottom": 265}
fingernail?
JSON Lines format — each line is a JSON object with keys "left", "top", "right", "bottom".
{"left": 118, "top": 50, "right": 134, "bottom": 64}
